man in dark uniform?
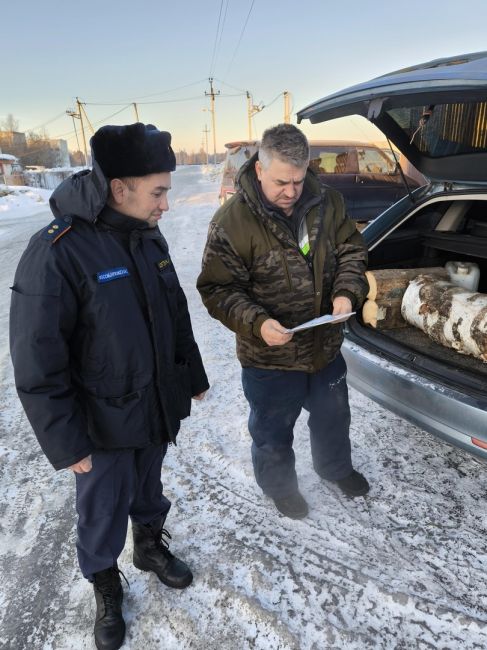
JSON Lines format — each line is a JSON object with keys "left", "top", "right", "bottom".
{"left": 10, "top": 123, "right": 209, "bottom": 650}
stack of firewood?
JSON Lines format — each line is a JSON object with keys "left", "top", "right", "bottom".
{"left": 362, "top": 267, "right": 448, "bottom": 329}
{"left": 362, "top": 267, "right": 487, "bottom": 362}
{"left": 402, "top": 275, "right": 487, "bottom": 362}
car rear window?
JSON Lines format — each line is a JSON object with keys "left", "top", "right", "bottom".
{"left": 309, "top": 146, "right": 355, "bottom": 173}
{"left": 357, "top": 147, "right": 396, "bottom": 174}
{"left": 387, "top": 101, "right": 487, "bottom": 157}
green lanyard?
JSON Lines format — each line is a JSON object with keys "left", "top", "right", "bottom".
{"left": 298, "top": 218, "right": 310, "bottom": 256}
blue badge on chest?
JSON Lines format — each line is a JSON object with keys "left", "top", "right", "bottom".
{"left": 97, "top": 267, "right": 130, "bottom": 283}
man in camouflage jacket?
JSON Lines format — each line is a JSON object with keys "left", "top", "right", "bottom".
{"left": 197, "top": 124, "right": 369, "bottom": 518}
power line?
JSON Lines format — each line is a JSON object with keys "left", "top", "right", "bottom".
{"left": 224, "top": 0, "right": 256, "bottom": 77}
{"left": 209, "top": 0, "right": 225, "bottom": 77}
{"left": 83, "top": 94, "right": 211, "bottom": 107}
{"left": 127, "top": 95, "right": 205, "bottom": 105}
{"left": 126, "top": 93, "right": 244, "bottom": 105}
{"left": 88, "top": 104, "right": 131, "bottom": 126}
{"left": 31, "top": 90, "right": 225, "bottom": 146}
{"left": 213, "top": 0, "right": 229, "bottom": 76}
{"left": 217, "top": 1, "right": 229, "bottom": 51}
{"left": 118, "top": 78, "right": 208, "bottom": 102}
{"left": 46, "top": 105, "right": 133, "bottom": 143}
{"left": 262, "top": 91, "right": 285, "bottom": 109}
{"left": 23, "top": 111, "right": 67, "bottom": 134}
{"left": 82, "top": 79, "right": 208, "bottom": 105}
{"left": 214, "top": 77, "right": 247, "bottom": 94}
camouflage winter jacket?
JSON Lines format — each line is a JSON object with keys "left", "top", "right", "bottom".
{"left": 197, "top": 156, "right": 368, "bottom": 372}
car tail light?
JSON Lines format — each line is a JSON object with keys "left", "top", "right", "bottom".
{"left": 471, "top": 437, "right": 487, "bottom": 450}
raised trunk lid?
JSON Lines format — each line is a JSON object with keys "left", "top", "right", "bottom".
{"left": 297, "top": 52, "right": 487, "bottom": 183}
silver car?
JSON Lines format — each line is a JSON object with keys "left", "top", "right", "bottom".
{"left": 297, "top": 51, "right": 487, "bottom": 460}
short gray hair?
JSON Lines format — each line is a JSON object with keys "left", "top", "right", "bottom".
{"left": 258, "top": 124, "right": 309, "bottom": 169}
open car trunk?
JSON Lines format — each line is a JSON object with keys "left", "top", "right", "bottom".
{"left": 347, "top": 194, "right": 487, "bottom": 397}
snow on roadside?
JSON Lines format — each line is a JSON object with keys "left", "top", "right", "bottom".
{"left": 0, "top": 185, "right": 52, "bottom": 218}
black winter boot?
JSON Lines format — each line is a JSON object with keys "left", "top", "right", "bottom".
{"left": 331, "top": 470, "right": 370, "bottom": 497}
{"left": 92, "top": 565, "right": 125, "bottom": 650}
{"left": 272, "top": 490, "right": 309, "bottom": 519}
{"left": 132, "top": 517, "right": 193, "bottom": 589}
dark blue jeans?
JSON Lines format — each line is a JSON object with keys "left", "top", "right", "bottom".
{"left": 241, "top": 354, "right": 352, "bottom": 499}
{"left": 75, "top": 444, "right": 170, "bottom": 579}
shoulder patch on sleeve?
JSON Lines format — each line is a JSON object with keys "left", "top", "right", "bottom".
{"left": 42, "top": 217, "right": 72, "bottom": 244}
{"left": 156, "top": 257, "right": 173, "bottom": 271}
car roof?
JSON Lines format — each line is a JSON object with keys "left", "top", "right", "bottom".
{"left": 224, "top": 141, "right": 259, "bottom": 149}
{"left": 308, "top": 140, "right": 383, "bottom": 147}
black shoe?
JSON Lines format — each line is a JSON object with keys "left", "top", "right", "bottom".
{"left": 132, "top": 517, "right": 193, "bottom": 589}
{"left": 93, "top": 565, "right": 126, "bottom": 650}
{"left": 272, "top": 491, "right": 309, "bottom": 519}
{"left": 332, "top": 470, "right": 369, "bottom": 497}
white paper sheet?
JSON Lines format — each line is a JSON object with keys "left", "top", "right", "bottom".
{"left": 285, "top": 312, "right": 356, "bottom": 333}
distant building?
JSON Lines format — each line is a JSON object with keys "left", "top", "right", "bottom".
{"left": 0, "top": 151, "right": 22, "bottom": 184}
{"left": 0, "top": 131, "right": 27, "bottom": 158}
{"left": 46, "top": 138, "right": 70, "bottom": 168}
{"left": 0, "top": 151, "right": 20, "bottom": 175}
{"left": 0, "top": 131, "right": 70, "bottom": 168}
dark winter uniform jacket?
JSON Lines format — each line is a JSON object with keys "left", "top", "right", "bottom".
{"left": 10, "top": 163, "right": 209, "bottom": 470}
{"left": 197, "top": 154, "right": 368, "bottom": 372}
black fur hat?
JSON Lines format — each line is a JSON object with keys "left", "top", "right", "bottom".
{"left": 90, "top": 123, "right": 176, "bottom": 178}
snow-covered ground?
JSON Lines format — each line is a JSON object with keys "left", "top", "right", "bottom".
{"left": 0, "top": 185, "right": 53, "bottom": 220}
{"left": 0, "top": 167, "right": 486, "bottom": 650}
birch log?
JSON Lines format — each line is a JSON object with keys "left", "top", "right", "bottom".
{"left": 401, "top": 275, "right": 487, "bottom": 362}
{"left": 362, "top": 299, "right": 406, "bottom": 329}
{"left": 366, "top": 267, "right": 448, "bottom": 301}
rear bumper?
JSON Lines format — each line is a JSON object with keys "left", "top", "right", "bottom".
{"left": 342, "top": 338, "right": 487, "bottom": 460}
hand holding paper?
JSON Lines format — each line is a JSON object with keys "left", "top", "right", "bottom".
{"left": 285, "top": 312, "right": 355, "bottom": 333}
{"left": 332, "top": 295, "right": 353, "bottom": 316}
{"left": 261, "top": 318, "right": 294, "bottom": 345}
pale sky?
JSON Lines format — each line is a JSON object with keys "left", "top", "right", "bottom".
{"left": 2, "top": 0, "right": 487, "bottom": 154}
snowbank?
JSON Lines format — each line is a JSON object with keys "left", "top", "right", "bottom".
{"left": 0, "top": 185, "right": 52, "bottom": 218}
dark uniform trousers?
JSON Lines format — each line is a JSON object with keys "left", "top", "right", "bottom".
{"left": 241, "top": 353, "right": 353, "bottom": 499}
{"left": 75, "top": 444, "right": 170, "bottom": 579}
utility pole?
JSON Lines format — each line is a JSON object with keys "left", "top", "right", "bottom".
{"left": 205, "top": 77, "right": 220, "bottom": 164}
{"left": 66, "top": 109, "right": 82, "bottom": 164}
{"left": 79, "top": 102, "right": 94, "bottom": 135}
{"left": 202, "top": 124, "right": 210, "bottom": 165}
{"left": 133, "top": 103, "right": 139, "bottom": 121}
{"left": 67, "top": 102, "right": 88, "bottom": 166}
{"left": 283, "top": 91, "right": 291, "bottom": 124}
{"left": 246, "top": 91, "right": 263, "bottom": 140}
{"left": 75, "top": 97, "right": 88, "bottom": 164}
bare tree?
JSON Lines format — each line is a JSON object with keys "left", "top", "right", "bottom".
{"left": 1, "top": 113, "right": 20, "bottom": 132}
{"left": 69, "top": 150, "right": 86, "bottom": 167}
{"left": 23, "top": 132, "right": 58, "bottom": 168}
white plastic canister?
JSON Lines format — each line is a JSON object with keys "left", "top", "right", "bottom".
{"left": 445, "top": 261, "right": 480, "bottom": 291}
